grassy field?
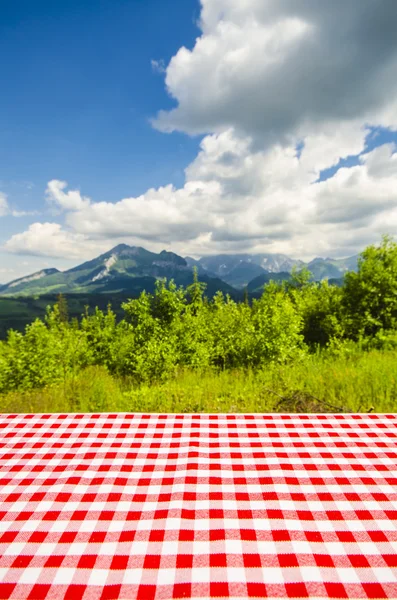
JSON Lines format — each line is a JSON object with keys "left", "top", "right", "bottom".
{"left": 1, "top": 346, "right": 396, "bottom": 414}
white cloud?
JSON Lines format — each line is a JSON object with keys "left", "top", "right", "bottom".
{"left": 3, "top": 0, "right": 397, "bottom": 265}
{"left": 46, "top": 180, "right": 91, "bottom": 211}
{"left": 0, "top": 193, "right": 9, "bottom": 216}
{"left": 153, "top": 0, "right": 397, "bottom": 141}
{"left": 5, "top": 136, "right": 397, "bottom": 262}
{"left": 3, "top": 223, "right": 100, "bottom": 260}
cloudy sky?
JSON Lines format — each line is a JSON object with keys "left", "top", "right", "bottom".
{"left": 1, "top": 0, "right": 397, "bottom": 283}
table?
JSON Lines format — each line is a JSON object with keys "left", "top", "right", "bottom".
{"left": 0, "top": 413, "right": 396, "bottom": 599}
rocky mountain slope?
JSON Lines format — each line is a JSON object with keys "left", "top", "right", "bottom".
{"left": 0, "top": 245, "right": 238, "bottom": 299}
{"left": 0, "top": 244, "right": 360, "bottom": 298}
{"left": 187, "top": 253, "right": 359, "bottom": 289}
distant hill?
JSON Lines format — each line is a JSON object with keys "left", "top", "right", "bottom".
{"left": 0, "top": 292, "right": 134, "bottom": 340}
{"left": 187, "top": 252, "right": 358, "bottom": 289}
{"left": 192, "top": 253, "right": 305, "bottom": 289}
{"left": 0, "top": 244, "right": 359, "bottom": 301}
{"left": 218, "top": 261, "right": 269, "bottom": 289}
{"left": 0, "top": 244, "right": 361, "bottom": 339}
{"left": 0, "top": 245, "right": 239, "bottom": 300}
{"left": 0, "top": 268, "right": 60, "bottom": 295}
{"left": 246, "top": 271, "right": 293, "bottom": 293}
{"left": 306, "top": 256, "right": 359, "bottom": 281}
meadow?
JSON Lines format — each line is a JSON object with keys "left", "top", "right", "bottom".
{"left": 1, "top": 235, "right": 397, "bottom": 415}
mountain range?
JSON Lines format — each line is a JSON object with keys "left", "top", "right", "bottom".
{"left": 0, "top": 244, "right": 359, "bottom": 299}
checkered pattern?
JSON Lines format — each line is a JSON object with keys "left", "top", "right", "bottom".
{"left": 0, "top": 413, "right": 396, "bottom": 599}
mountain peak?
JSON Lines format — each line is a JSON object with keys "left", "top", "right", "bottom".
{"left": 110, "top": 243, "right": 131, "bottom": 253}
{"left": 0, "top": 245, "right": 360, "bottom": 299}
{"left": 157, "top": 250, "right": 187, "bottom": 266}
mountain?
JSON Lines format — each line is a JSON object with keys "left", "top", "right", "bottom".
{"left": 306, "top": 255, "right": 359, "bottom": 281}
{"left": 0, "top": 244, "right": 360, "bottom": 300}
{"left": 196, "top": 252, "right": 305, "bottom": 274}
{"left": 306, "top": 258, "right": 343, "bottom": 281}
{"left": 247, "top": 272, "right": 293, "bottom": 293}
{"left": 184, "top": 256, "right": 218, "bottom": 279}
{"left": 191, "top": 253, "right": 306, "bottom": 289}
{"left": 0, "top": 268, "right": 60, "bottom": 295}
{"left": 189, "top": 252, "right": 359, "bottom": 289}
{"left": 0, "top": 245, "right": 239, "bottom": 300}
{"left": 220, "top": 261, "right": 269, "bottom": 289}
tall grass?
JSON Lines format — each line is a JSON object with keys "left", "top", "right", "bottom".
{"left": 1, "top": 347, "right": 396, "bottom": 414}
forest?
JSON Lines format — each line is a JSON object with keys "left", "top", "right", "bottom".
{"left": 1, "top": 235, "right": 397, "bottom": 414}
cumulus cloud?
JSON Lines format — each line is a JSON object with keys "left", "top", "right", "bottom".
{"left": 6, "top": 135, "right": 397, "bottom": 262}
{"left": 46, "top": 180, "right": 91, "bottom": 211}
{"left": 4, "top": 0, "right": 397, "bottom": 264}
{"left": 3, "top": 223, "right": 100, "bottom": 260}
{"left": 153, "top": 0, "right": 397, "bottom": 142}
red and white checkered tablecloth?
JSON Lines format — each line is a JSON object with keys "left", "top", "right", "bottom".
{"left": 0, "top": 413, "right": 396, "bottom": 600}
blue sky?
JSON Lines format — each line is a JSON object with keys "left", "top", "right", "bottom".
{"left": 1, "top": 0, "right": 397, "bottom": 282}
{"left": 0, "top": 0, "right": 201, "bottom": 200}
{"left": 317, "top": 126, "right": 397, "bottom": 183}
{"left": 0, "top": 0, "right": 205, "bottom": 280}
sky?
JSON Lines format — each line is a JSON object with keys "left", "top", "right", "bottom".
{"left": 1, "top": 0, "right": 397, "bottom": 283}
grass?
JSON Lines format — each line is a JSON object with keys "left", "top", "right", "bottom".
{"left": 1, "top": 346, "right": 396, "bottom": 414}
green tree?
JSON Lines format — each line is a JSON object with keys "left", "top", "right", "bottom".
{"left": 243, "top": 287, "right": 249, "bottom": 306}
{"left": 185, "top": 266, "right": 207, "bottom": 317}
{"left": 342, "top": 234, "right": 397, "bottom": 339}
{"left": 80, "top": 304, "right": 117, "bottom": 370}
{"left": 57, "top": 293, "right": 69, "bottom": 324}
{"left": 207, "top": 292, "right": 255, "bottom": 370}
{"left": 285, "top": 265, "right": 313, "bottom": 291}
{"left": 251, "top": 282, "right": 307, "bottom": 365}
{"left": 150, "top": 278, "right": 187, "bottom": 326}
{"left": 121, "top": 284, "right": 182, "bottom": 383}
{"left": 289, "top": 279, "right": 346, "bottom": 349}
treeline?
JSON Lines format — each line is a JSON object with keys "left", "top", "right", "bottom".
{"left": 1, "top": 235, "right": 397, "bottom": 396}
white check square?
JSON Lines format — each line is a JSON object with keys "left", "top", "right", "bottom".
{"left": 88, "top": 568, "right": 109, "bottom": 586}
{"left": 52, "top": 568, "right": 76, "bottom": 585}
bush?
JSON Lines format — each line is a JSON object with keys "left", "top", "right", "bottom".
{"left": 361, "top": 329, "right": 397, "bottom": 352}
{"left": 251, "top": 282, "right": 308, "bottom": 365}
{"left": 342, "top": 234, "right": 397, "bottom": 339}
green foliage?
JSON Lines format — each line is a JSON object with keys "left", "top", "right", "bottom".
{"left": 251, "top": 282, "right": 307, "bottom": 365}
{"left": 80, "top": 304, "right": 118, "bottom": 369}
{"left": 1, "top": 349, "right": 396, "bottom": 414}
{"left": 288, "top": 265, "right": 313, "bottom": 288}
{"left": 1, "top": 306, "right": 90, "bottom": 393}
{"left": 57, "top": 293, "right": 69, "bottom": 323}
{"left": 342, "top": 234, "right": 397, "bottom": 339}
{"left": 207, "top": 292, "right": 255, "bottom": 369}
{"left": 1, "top": 234, "right": 397, "bottom": 405}
{"left": 360, "top": 329, "right": 397, "bottom": 352}
{"left": 288, "top": 280, "right": 346, "bottom": 348}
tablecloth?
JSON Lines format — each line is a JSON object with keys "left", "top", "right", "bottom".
{"left": 0, "top": 412, "right": 396, "bottom": 600}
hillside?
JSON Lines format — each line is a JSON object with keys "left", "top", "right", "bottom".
{"left": 0, "top": 245, "right": 238, "bottom": 299}
{"left": 246, "top": 271, "right": 294, "bottom": 293}
{"left": 0, "top": 244, "right": 360, "bottom": 332}
{"left": 189, "top": 252, "right": 359, "bottom": 289}
{"left": 306, "top": 256, "right": 359, "bottom": 281}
